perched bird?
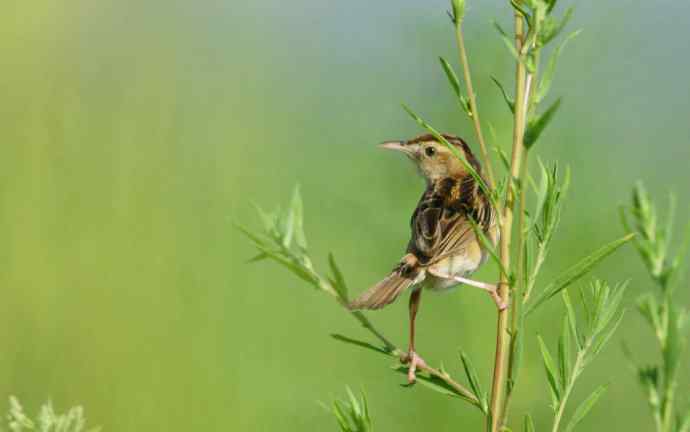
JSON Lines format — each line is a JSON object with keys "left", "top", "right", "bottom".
{"left": 349, "top": 133, "right": 504, "bottom": 383}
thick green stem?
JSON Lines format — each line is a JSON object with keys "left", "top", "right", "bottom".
{"left": 488, "top": 11, "right": 528, "bottom": 432}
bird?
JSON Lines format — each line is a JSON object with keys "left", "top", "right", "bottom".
{"left": 348, "top": 133, "right": 504, "bottom": 384}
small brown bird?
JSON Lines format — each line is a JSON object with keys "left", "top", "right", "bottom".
{"left": 349, "top": 133, "right": 504, "bottom": 383}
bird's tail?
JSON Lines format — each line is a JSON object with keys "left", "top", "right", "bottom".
{"left": 348, "top": 271, "right": 419, "bottom": 310}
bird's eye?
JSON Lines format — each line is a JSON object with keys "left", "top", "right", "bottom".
{"left": 425, "top": 147, "right": 436, "bottom": 157}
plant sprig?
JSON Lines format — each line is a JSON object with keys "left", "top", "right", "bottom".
{"left": 541, "top": 281, "right": 626, "bottom": 432}
{"left": 621, "top": 182, "right": 690, "bottom": 432}
{"left": 237, "top": 186, "right": 485, "bottom": 409}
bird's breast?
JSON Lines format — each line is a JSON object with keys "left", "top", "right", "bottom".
{"left": 425, "top": 243, "right": 484, "bottom": 292}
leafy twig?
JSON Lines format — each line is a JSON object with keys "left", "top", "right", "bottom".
{"left": 238, "top": 187, "right": 482, "bottom": 409}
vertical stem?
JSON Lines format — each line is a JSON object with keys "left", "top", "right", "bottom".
{"left": 488, "top": 11, "right": 528, "bottom": 432}
{"left": 501, "top": 45, "right": 539, "bottom": 429}
{"left": 500, "top": 151, "right": 528, "bottom": 426}
{"left": 551, "top": 354, "right": 583, "bottom": 432}
{"left": 454, "top": 24, "right": 496, "bottom": 188}
{"left": 660, "top": 293, "right": 676, "bottom": 432}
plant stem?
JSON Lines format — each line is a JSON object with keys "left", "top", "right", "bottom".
{"left": 454, "top": 23, "right": 495, "bottom": 188}
{"left": 551, "top": 353, "right": 584, "bottom": 432}
{"left": 660, "top": 293, "right": 677, "bottom": 432}
{"left": 324, "top": 277, "right": 482, "bottom": 408}
{"left": 500, "top": 150, "right": 529, "bottom": 427}
{"left": 488, "top": 11, "right": 528, "bottom": 432}
{"left": 501, "top": 40, "right": 540, "bottom": 427}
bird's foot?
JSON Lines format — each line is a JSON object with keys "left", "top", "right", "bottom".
{"left": 489, "top": 289, "right": 508, "bottom": 311}
{"left": 403, "top": 351, "right": 428, "bottom": 384}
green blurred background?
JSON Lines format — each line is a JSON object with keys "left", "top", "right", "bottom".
{"left": 1, "top": 0, "right": 689, "bottom": 430}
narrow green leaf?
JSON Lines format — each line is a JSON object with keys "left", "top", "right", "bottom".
{"left": 440, "top": 57, "right": 472, "bottom": 117}
{"left": 541, "top": 7, "right": 575, "bottom": 46}
{"left": 345, "top": 387, "right": 361, "bottom": 419}
{"left": 332, "top": 400, "right": 350, "bottom": 431}
{"left": 234, "top": 223, "right": 269, "bottom": 248}
{"left": 537, "top": 30, "right": 581, "bottom": 102}
{"left": 594, "top": 281, "right": 627, "bottom": 334}
{"left": 508, "top": 314, "right": 525, "bottom": 394}
{"left": 562, "top": 291, "right": 580, "bottom": 349}
{"left": 491, "top": 76, "right": 515, "bottom": 113}
{"left": 636, "top": 294, "right": 661, "bottom": 331}
{"left": 329, "top": 252, "right": 349, "bottom": 300}
{"left": 247, "top": 252, "right": 269, "bottom": 263}
{"left": 291, "top": 185, "right": 308, "bottom": 251}
{"left": 524, "top": 414, "right": 536, "bottom": 432}
{"left": 280, "top": 202, "right": 295, "bottom": 248}
{"left": 563, "top": 385, "right": 607, "bottom": 432}
{"left": 538, "top": 335, "right": 562, "bottom": 402}
{"left": 524, "top": 98, "right": 562, "bottom": 149}
{"left": 589, "top": 310, "right": 625, "bottom": 361}
{"left": 331, "top": 334, "right": 391, "bottom": 357}
{"left": 525, "top": 233, "right": 635, "bottom": 315}
{"left": 440, "top": 57, "right": 461, "bottom": 97}
{"left": 677, "top": 406, "right": 690, "bottom": 432}
{"left": 493, "top": 144, "right": 511, "bottom": 173}
{"left": 510, "top": 0, "right": 530, "bottom": 18}
{"left": 532, "top": 159, "right": 550, "bottom": 228}
{"left": 460, "top": 351, "right": 486, "bottom": 409}
{"left": 558, "top": 315, "right": 572, "bottom": 389}
{"left": 493, "top": 20, "right": 522, "bottom": 62}
{"left": 663, "top": 306, "right": 683, "bottom": 381}
{"left": 252, "top": 243, "right": 318, "bottom": 286}
{"left": 252, "top": 203, "right": 278, "bottom": 235}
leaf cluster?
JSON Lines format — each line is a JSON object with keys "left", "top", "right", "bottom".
{"left": 236, "top": 186, "right": 348, "bottom": 303}
{"left": 2, "top": 397, "right": 99, "bottom": 432}
{"left": 327, "top": 388, "right": 372, "bottom": 432}
{"left": 535, "top": 281, "right": 625, "bottom": 432}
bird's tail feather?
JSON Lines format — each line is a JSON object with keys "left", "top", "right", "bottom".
{"left": 348, "top": 272, "right": 417, "bottom": 310}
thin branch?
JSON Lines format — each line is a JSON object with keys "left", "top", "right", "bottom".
{"left": 551, "top": 352, "right": 583, "bottom": 432}
{"left": 454, "top": 22, "right": 496, "bottom": 187}
{"left": 323, "top": 277, "right": 481, "bottom": 408}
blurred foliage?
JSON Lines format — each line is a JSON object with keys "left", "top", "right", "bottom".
{"left": 621, "top": 183, "right": 690, "bottom": 432}
{"left": 2, "top": 397, "right": 98, "bottom": 432}
{"left": 327, "top": 388, "right": 373, "bottom": 432}
{"left": 0, "top": 1, "right": 689, "bottom": 431}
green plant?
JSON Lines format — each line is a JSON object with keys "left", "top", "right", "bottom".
{"left": 621, "top": 183, "right": 690, "bottom": 432}
{"left": 325, "top": 388, "right": 373, "bottom": 432}
{"left": 238, "top": 0, "right": 634, "bottom": 430}
{"left": 2, "top": 397, "right": 99, "bottom": 432}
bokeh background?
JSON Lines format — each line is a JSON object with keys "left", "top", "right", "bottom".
{"left": 1, "top": 0, "right": 689, "bottom": 430}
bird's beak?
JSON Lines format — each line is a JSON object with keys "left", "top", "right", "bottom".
{"left": 379, "top": 141, "right": 410, "bottom": 154}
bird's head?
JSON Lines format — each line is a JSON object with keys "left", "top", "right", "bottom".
{"left": 380, "top": 134, "right": 481, "bottom": 182}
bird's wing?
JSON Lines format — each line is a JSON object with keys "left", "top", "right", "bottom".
{"left": 407, "top": 177, "right": 492, "bottom": 265}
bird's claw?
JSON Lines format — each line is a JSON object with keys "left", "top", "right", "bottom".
{"left": 403, "top": 351, "right": 428, "bottom": 384}
{"left": 489, "top": 289, "right": 508, "bottom": 311}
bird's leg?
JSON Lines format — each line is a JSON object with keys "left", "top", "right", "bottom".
{"left": 404, "top": 287, "right": 427, "bottom": 384}
{"left": 453, "top": 275, "right": 508, "bottom": 311}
